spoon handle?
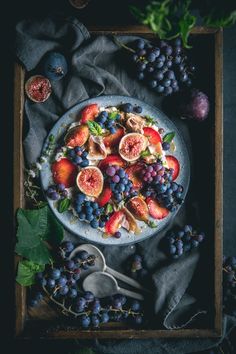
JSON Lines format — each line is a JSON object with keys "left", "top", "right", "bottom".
{"left": 106, "top": 266, "right": 148, "bottom": 293}
{"left": 118, "top": 287, "right": 144, "bottom": 301}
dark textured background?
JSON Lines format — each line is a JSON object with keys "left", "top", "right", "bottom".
{"left": 1, "top": 0, "right": 236, "bottom": 353}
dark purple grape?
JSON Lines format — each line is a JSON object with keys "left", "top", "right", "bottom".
{"left": 135, "top": 39, "right": 145, "bottom": 50}
{"left": 153, "top": 70, "right": 164, "bottom": 81}
{"left": 156, "top": 85, "right": 164, "bottom": 93}
{"left": 149, "top": 80, "right": 157, "bottom": 88}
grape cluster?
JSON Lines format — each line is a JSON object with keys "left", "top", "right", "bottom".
{"left": 128, "top": 254, "right": 148, "bottom": 281}
{"left": 130, "top": 38, "right": 196, "bottom": 96}
{"left": 165, "top": 225, "right": 205, "bottom": 259}
{"left": 223, "top": 256, "right": 236, "bottom": 316}
{"left": 74, "top": 192, "right": 106, "bottom": 229}
{"left": 141, "top": 161, "right": 184, "bottom": 211}
{"left": 68, "top": 146, "right": 89, "bottom": 167}
{"left": 47, "top": 183, "right": 68, "bottom": 200}
{"left": 29, "top": 241, "right": 144, "bottom": 328}
{"left": 95, "top": 110, "right": 121, "bottom": 134}
{"left": 105, "top": 166, "right": 137, "bottom": 202}
{"left": 30, "top": 243, "right": 95, "bottom": 305}
{"left": 75, "top": 294, "right": 143, "bottom": 328}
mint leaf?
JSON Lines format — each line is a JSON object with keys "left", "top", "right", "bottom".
{"left": 16, "top": 260, "right": 45, "bottom": 286}
{"left": 87, "top": 121, "right": 103, "bottom": 136}
{"left": 141, "top": 149, "right": 151, "bottom": 158}
{"left": 108, "top": 112, "right": 119, "bottom": 120}
{"left": 105, "top": 203, "right": 113, "bottom": 214}
{"left": 15, "top": 206, "right": 64, "bottom": 265}
{"left": 144, "top": 115, "right": 155, "bottom": 125}
{"left": 147, "top": 220, "right": 158, "bottom": 228}
{"left": 58, "top": 198, "right": 71, "bottom": 213}
{"left": 163, "top": 132, "right": 175, "bottom": 143}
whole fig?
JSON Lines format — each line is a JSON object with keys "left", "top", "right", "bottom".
{"left": 178, "top": 89, "right": 209, "bottom": 122}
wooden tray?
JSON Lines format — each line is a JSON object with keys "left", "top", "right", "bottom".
{"left": 14, "top": 25, "right": 223, "bottom": 339}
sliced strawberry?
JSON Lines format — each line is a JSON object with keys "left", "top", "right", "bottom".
{"left": 105, "top": 210, "right": 125, "bottom": 235}
{"left": 103, "top": 127, "right": 125, "bottom": 148}
{"left": 146, "top": 197, "right": 169, "bottom": 220}
{"left": 143, "top": 127, "right": 162, "bottom": 145}
{"left": 52, "top": 158, "right": 77, "bottom": 188}
{"left": 126, "top": 196, "right": 149, "bottom": 222}
{"left": 65, "top": 124, "right": 89, "bottom": 148}
{"left": 80, "top": 104, "right": 99, "bottom": 124}
{"left": 96, "top": 185, "right": 112, "bottom": 207}
{"left": 166, "top": 155, "right": 180, "bottom": 181}
{"left": 98, "top": 154, "right": 126, "bottom": 171}
{"left": 125, "top": 163, "right": 144, "bottom": 189}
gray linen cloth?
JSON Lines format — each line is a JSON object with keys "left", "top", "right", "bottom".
{"left": 16, "top": 16, "right": 232, "bottom": 353}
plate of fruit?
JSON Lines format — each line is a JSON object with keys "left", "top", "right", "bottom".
{"left": 40, "top": 95, "right": 190, "bottom": 245}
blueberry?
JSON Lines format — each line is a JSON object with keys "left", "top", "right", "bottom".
{"left": 79, "top": 212, "right": 86, "bottom": 220}
{"left": 43, "top": 52, "right": 68, "bottom": 81}
{"left": 162, "top": 142, "right": 170, "bottom": 151}
{"left": 76, "top": 192, "right": 86, "bottom": 203}
{"left": 134, "top": 105, "right": 142, "bottom": 114}
{"left": 122, "top": 103, "right": 133, "bottom": 113}
{"left": 86, "top": 214, "right": 94, "bottom": 222}
{"left": 98, "top": 220, "right": 105, "bottom": 228}
{"left": 80, "top": 159, "right": 89, "bottom": 167}
{"left": 90, "top": 219, "right": 99, "bottom": 229}
{"left": 85, "top": 206, "right": 93, "bottom": 215}
{"left": 114, "top": 231, "right": 121, "bottom": 239}
{"left": 74, "top": 156, "right": 83, "bottom": 164}
{"left": 82, "top": 151, "right": 88, "bottom": 158}
{"left": 92, "top": 202, "right": 99, "bottom": 209}
{"left": 110, "top": 127, "right": 117, "bottom": 134}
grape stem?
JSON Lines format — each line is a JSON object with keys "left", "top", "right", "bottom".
{"left": 112, "top": 36, "right": 135, "bottom": 53}
{"left": 42, "top": 286, "right": 142, "bottom": 318}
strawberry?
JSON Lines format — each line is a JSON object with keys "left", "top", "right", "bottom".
{"left": 103, "top": 127, "right": 125, "bottom": 148}
{"left": 98, "top": 154, "right": 126, "bottom": 171}
{"left": 52, "top": 158, "right": 77, "bottom": 188}
{"left": 96, "top": 185, "right": 112, "bottom": 207}
{"left": 166, "top": 155, "right": 180, "bottom": 181}
{"left": 126, "top": 196, "right": 149, "bottom": 222}
{"left": 125, "top": 163, "right": 144, "bottom": 189}
{"left": 65, "top": 124, "right": 89, "bottom": 148}
{"left": 80, "top": 104, "right": 99, "bottom": 124}
{"left": 143, "top": 127, "right": 162, "bottom": 145}
{"left": 146, "top": 197, "right": 169, "bottom": 220}
{"left": 105, "top": 210, "right": 125, "bottom": 235}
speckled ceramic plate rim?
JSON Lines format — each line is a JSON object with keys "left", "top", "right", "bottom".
{"left": 40, "top": 95, "right": 190, "bottom": 246}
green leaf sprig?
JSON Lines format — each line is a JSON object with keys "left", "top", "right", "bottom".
{"left": 87, "top": 121, "right": 103, "bottom": 136}
{"left": 15, "top": 206, "right": 64, "bottom": 265}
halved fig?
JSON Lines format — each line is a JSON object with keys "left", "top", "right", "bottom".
{"left": 119, "top": 133, "right": 147, "bottom": 162}
{"left": 76, "top": 166, "right": 104, "bottom": 197}
{"left": 65, "top": 124, "right": 89, "bottom": 148}
{"left": 98, "top": 154, "right": 126, "bottom": 171}
{"left": 52, "top": 158, "right": 77, "bottom": 188}
{"left": 166, "top": 155, "right": 180, "bottom": 181}
{"left": 146, "top": 197, "right": 169, "bottom": 220}
{"left": 125, "top": 163, "right": 144, "bottom": 189}
{"left": 87, "top": 136, "right": 107, "bottom": 160}
{"left": 80, "top": 104, "right": 99, "bottom": 124}
{"left": 126, "top": 196, "right": 149, "bottom": 222}
{"left": 103, "top": 127, "right": 125, "bottom": 148}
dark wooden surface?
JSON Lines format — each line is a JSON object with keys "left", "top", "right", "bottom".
{"left": 13, "top": 26, "right": 223, "bottom": 339}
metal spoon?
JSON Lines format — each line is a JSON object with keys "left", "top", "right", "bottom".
{"left": 83, "top": 271, "right": 144, "bottom": 301}
{"left": 69, "top": 243, "right": 148, "bottom": 293}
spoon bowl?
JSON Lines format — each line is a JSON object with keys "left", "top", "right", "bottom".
{"left": 83, "top": 271, "right": 144, "bottom": 300}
